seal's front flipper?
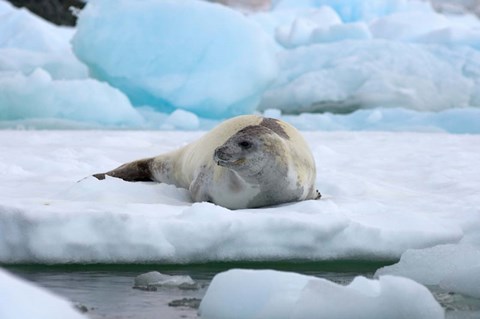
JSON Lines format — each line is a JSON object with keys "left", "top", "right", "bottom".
{"left": 93, "top": 158, "right": 154, "bottom": 182}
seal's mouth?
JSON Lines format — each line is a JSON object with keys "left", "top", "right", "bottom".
{"left": 216, "top": 158, "right": 246, "bottom": 167}
{"left": 214, "top": 146, "right": 246, "bottom": 167}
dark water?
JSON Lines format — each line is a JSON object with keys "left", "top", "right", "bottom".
{"left": 5, "top": 261, "right": 480, "bottom": 319}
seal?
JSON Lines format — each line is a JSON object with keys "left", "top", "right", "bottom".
{"left": 93, "top": 115, "right": 320, "bottom": 209}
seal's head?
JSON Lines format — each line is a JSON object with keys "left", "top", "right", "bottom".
{"left": 213, "top": 125, "right": 284, "bottom": 176}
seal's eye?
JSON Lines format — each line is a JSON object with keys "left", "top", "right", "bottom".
{"left": 238, "top": 141, "right": 252, "bottom": 149}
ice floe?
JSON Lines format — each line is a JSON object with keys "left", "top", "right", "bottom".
{"left": 0, "top": 268, "right": 87, "bottom": 319}
{"left": 199, "top": 269, "right": 444, "bottom": 319}
{"left": 0, "top": 130, "right": 478, "bottom": 264}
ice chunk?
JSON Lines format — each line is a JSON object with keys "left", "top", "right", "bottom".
{"left": 376, "top": 244, "right": 480, "bottom": 285}
{"left": 0, "top": 0, "right": 142, "bottom": 126}
{"left": 309, "top": 22, "right": 371, "bottom": 43}
{"left": 72, "top": 0, "right": 278, "bottom": 118}
{"left": 199, "top": 269, "right": 444, "bottom": 319}
{"left": 0, "top": 1, "right": 73, "bottom": 53}
{"left": 281, "top": 107, "right": 480, "bottom": 134}
{"left": 263, "top": 108, "right": 282, "bottom": 118}
{"left": 162, "top": 109, "right": 200, "bottom": 130}
{"left": 0, "top": 68, "right": 144, "bottom": 126}
{"left": 260, "top": 40, "right": 478, "bottom": 113}
{"left": 369, "top": 11, "right": 450, "bottom": 41}
{"left": 0, "top": 268, "right": 87, "bottom": 319}
{"left": 275, "top": 6, "right": 372, "bottom": 48}
{"left": 133, "top": 271, "right": 197, "bottom": 290}
{"left": 376, "top": 244, "right": 480, "bottom": 298}
{"left": 417, "top": 26, "right": 480, "bottom": 50}
{"left": 0, "top": 1, "right": 87, "bottom": 80}
{"left": 440, "top": 265, "right": 480, "bottom": 299}
{"left": 276, "top": 17, "right": 318, "bottom": 48}
{"left": 168, "top": 298, "right": 202, "bottom": 309}
{"left": 273, "top": 0, "right": 412, "bottom": 22}
{"left": 266, "top": 1, "right": 480, "bottom": 114}
{"left": 0, "top": 48, "right": 88, "bottom": 80}
{"left": 275, "top": 6, "right": 342, "bottom": 47}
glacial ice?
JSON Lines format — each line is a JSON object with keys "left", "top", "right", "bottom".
{"left": 1, "top": 0, "right": 480, "bottom": 130}
{"left": 0, "top": 1, "right": 142, "bottom": 127}
{"left": 259, "top": 41, "right": 480, "bottom": 113}
{"left": 0, "top": 68, "right": 144, "bottom": 126}
{"left": 72, "top": 0, "right": 278, "bottom": 118}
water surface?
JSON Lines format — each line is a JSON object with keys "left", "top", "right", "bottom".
{"left": 5, "top": 261, "right": 480, "bottom": 319}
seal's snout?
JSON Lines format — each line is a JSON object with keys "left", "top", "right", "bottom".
{"left": 214, "top": 146, "right": 232, "bottom": 164}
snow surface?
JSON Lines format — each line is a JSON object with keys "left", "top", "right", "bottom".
{"left": 0, "top": 130, "right": 478, "bottom": 264}
{"left": 198, "top": 269, "right": 444, "bottom": 319}
{"left": 0, "top": 268, "right": 87, "bottom": 319}
{"left": 1, "top": 0, "right": 480, "bottom": 129}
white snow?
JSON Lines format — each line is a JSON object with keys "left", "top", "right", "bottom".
{"left": 0, "top": 130, "right": 478, "bottom": 264}
{"left": 198, "top": 269, "right": 444, "bottom": 319}
{"left": 0, "top": 268, "right": 87, "bottom": 319}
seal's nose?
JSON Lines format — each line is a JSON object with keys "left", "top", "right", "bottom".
{"left": 214, "top": 146, "right": 231, "bottom": 162}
